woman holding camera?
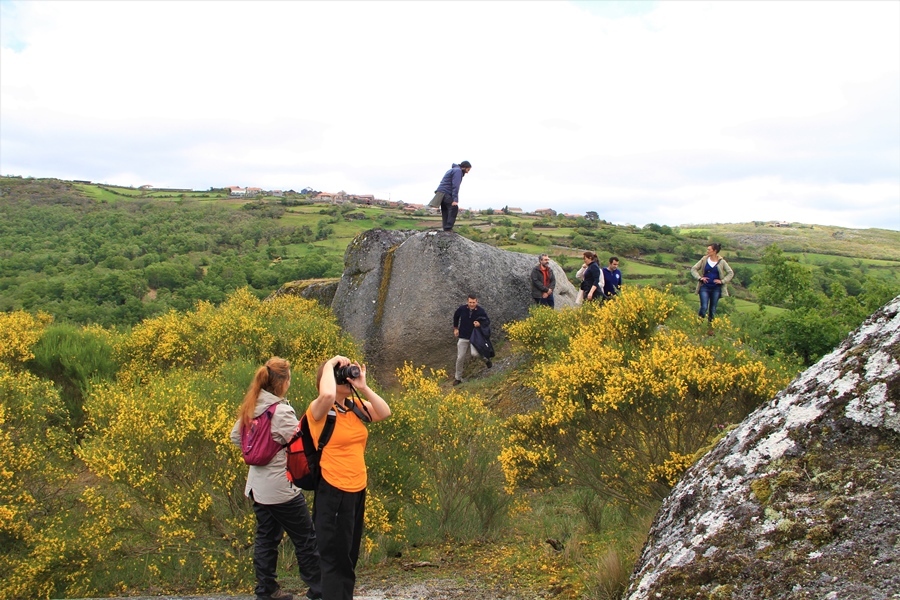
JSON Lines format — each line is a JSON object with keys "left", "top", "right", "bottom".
{"left": 307, "top": 355, "right": 392, "bottom": 600}
{"left": 230, "top": 357, "right": 322, "bottom": 600}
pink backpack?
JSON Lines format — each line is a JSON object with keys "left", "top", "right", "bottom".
{"left": 240, "top": 403, "right": 284, "bottom": 465}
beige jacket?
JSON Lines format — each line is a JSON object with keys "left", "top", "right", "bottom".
{"left": 230, "top": 390, "right": 302, "bottom": 505}
{"left": 690, "top": 257, "right": 734, "bottom": 296}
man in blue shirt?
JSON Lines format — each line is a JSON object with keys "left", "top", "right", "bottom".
{"left": 432, "top": 161, "right": 472, "bottom": 232}
{"left": 602, "top": 256, "right": 622, "bottom": 298}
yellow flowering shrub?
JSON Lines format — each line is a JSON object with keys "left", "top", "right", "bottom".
{"left": 0, "top": 289, "right": 360, "bottom": 597}
{"left": 502, "top": 287, "right": 791, "bottom": 509}
{"left": 505, "top": 304, "right": 583, "bottom": 359}
{"left": 0, "top": 364, "right": 76, "bottom": 599}
{"left": 118, "top": 288, "right": 355, "bottom": 383}
{"left": 0, "top": 310, "right": 52, "bottom": 367}
{"left": 71, "top": 367, "right": 248, "bottom": 594}
{"left": 367, "top": 364, "right": 511, "bottom": 542}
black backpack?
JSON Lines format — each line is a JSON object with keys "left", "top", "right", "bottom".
{"left": 285, "top": 397, "right": 371, "bottom": 491}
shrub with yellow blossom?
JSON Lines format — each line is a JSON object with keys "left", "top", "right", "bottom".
{"left": 118, "top": 287, "right": 353, "bottom": 383}
{"left": 501, "top": 287, "right": 792, "bottom": 510}
{"left": 0, "top": 313, "right": 77, "bottom": 599}
{"left": 1, "top": 289, "right": 361, "bottom": 598}
{"left": 366, "top": 363, "right": 511, "bottom": 543}
{"left": 0, "top": 310, "right": 53, "bottom": 367}
{"left": 70, "top": 367, "right": 247, "bottom": 594}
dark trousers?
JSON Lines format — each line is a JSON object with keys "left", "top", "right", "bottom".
{"left": 534, "top": 295, "right": 554, "bottom": 308}
{"left": 313, "top": 479, "right": 366, "bottom": 600}
{"left": 440, "top": 198, "right": 458, "bottom": 231}
{"left": 252, "top": 492, "right": 322, "bottom": 599}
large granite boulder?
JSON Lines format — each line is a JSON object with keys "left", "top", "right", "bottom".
{"left": 330, "top": 229, "right": 579, "bottom": 384}
{"left": 625, "top": 295, "right": 900, "bottom": 600}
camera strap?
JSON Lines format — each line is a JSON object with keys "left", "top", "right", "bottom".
{"left": 334, "top": 384, "right": 372, "bottom": 423}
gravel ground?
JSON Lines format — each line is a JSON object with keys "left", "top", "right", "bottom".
{"left": 71, "top": 581, "right": 537, "bottom": 600}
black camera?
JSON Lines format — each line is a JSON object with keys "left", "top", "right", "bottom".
{"left": 334, "top": 364, "right": 360, "bottom": 385}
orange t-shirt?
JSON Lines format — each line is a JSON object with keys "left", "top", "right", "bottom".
{"left": 306, "top": 405, "right": 368, "bottom": 492}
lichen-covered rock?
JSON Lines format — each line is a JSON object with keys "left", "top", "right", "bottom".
{"left": 330, "top": 229, "right": 578, "bottom": 384}
{"left": 625, "top": 296, "right": 900, "bottom": 600}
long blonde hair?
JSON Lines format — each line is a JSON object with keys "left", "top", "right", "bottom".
{"left": 237, "top": 357, "right": 291, "bottom": 428}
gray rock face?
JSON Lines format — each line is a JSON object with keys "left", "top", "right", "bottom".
{"left": 330, "top": 229, "right": 578, "bottom": 384}
{"left": 625, "top": 296, "right": 900, "bottom": 600}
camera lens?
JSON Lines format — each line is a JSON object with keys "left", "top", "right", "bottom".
{"left": 334, "top": 364, "right": 360, "bottom": 384}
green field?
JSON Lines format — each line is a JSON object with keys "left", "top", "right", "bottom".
{"left": 2, "top": 175, "right": 899, "bottom": 328}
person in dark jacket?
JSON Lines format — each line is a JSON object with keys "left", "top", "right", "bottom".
{"left": 580, "top": 251, "right": 603, "bottom": 302}
{"left": 432, "top": 161, "right": 472, "bottom": 232}
{"left": 601, "top": 256, "right": 622, "bottom": 298}
{"left": 469, "top": 318, "right": 495, "bottom": 366}
{"left": 530, "top": 253, "right": 556, "bottom": 307}
{"left": 452, "top": 294, "right": 491, "bottom": 385}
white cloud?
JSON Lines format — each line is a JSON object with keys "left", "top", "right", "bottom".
{"left": 2, "top": 0, "right": 898, "bottom": 229}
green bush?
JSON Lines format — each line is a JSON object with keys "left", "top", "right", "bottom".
{"left": 27, "top": 323, "right": 119, "bottom": 427}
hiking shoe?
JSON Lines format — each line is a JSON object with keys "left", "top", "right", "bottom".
{"left": 306, "top": 591, "right": 323, "bottom": 600}
{"left": 453, "top": 379, "right": 462, "bottom": 386}
{"left": 485, "top": 360, "right": 492, "bottom": 368}
{"left": 257, "top": 590, "right": 293, "bottom": 600}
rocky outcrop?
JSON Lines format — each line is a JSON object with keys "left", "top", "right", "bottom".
{"left": 269, "top": 278, "right": 340, "bottom": 306}
{"left": 330, "top": 229, "right": 578, "bottom": 384}
{"left": 625, "top": 296, "right": 900, "bottom": 600}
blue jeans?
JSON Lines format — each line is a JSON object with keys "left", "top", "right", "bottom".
{"left": 698, "top": 285, "right": 722, "bottom": 322}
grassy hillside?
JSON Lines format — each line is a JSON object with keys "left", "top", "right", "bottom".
{"left": 2, "top": 175, "right": 898, "bottom": 599}
{"left": 2, "top": 175, "right": 898, "bottom": 327}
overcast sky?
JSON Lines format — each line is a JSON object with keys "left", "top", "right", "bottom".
{"left": 1, "top": 0, "right": 898, "bottom": 230}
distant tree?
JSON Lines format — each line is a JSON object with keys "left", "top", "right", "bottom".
{"left": 585, "top": 211, "right": 599, "bottom": 221}
{"left": 731, "top": 264, "right": 754, "bottom": 288}
{"left": 753, "top": 245, "right": 818, "bottom": 310}
{"left": 571, "top": 234, "right": 587, "bottom": 250}
{"left": 315, "top": 219, "right": 334, "bottom": 241}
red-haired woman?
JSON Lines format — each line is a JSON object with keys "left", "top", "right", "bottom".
{"left": 230, "top": 357, "right": 322, "bottom": 600}
{"left": 306, "top": 355, "right": 392, "bottom": 600}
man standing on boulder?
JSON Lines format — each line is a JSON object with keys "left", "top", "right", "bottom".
{"left": 452, "top": 293, "right": 491, "bottom": 385}
{"left": 431, "top": 161, "right": 472, "bottom": 232}
{"left": 530, "top": 253, "right": 556, "bottom": 307}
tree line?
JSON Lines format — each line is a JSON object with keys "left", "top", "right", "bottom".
{"left": 0, "top": 178, "right": 338, "bottom": 327}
